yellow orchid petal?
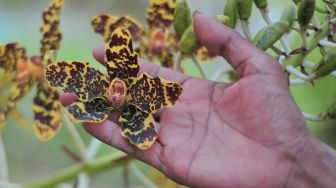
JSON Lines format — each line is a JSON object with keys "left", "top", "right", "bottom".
{"left": 40, "top": 0, "right": 64, "bottom": 59}
{"left": 120, "top": 105, "right": 158, "bottom": 150}
{"left": 66, "top": 98, "right": 114, "bottom": 123}
{"left": 146, "top": 0, "right": 177, "bottom": 28}
{"left": 46, "top": 61, "right": 109, "bottom": 101}
{"left": 105, "top": 27, "right": 139, "bottom": 85}
{"left": 129, "top": 73, "right": 183, "bottom": 113}
{"left": 92, "top": 14, "right": 145, "bottom": 42}
{"left": 33, "top": 83, "right": 62, "bottom": 141}
{"left": 0, "top": 43, "right": 26, "bottom": 73}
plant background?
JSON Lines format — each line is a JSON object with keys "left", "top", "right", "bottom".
{"left": 0, "top": 0, "right": 335, "bottom": 187}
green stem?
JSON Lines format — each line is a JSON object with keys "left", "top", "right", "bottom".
{"left": 173, "top": 52, "right": 183, "bottom": 72}
{"left": 77, "top": 173, "right": 89, "bottom": 188}
{"left": 260, "top": 8, "right": 271, "bottom": 24}
{"left": 302, "top": 112, "right": 330, "bottom": 122}
{"left": 23, "top": 152, "right": 131, "bottom": 188}
{"left": 0, "top": 180, "right": 21, "bottom": 188}
{"left": 63, "top": 112, "right": 88, "bottom": 162}
{"left": 210, "top": 65, "right": 232, "bottom": 81}
{"left": 63, "top": 112, "right": 90, "bottom": 188}
{"left": 300, "top": 27, "right": 309, "bottom": 50}
{"left": 128, "top": 163, "right": 158, "bottom": 188}
{"left": 319, "top": 40, "right": 336, "bottom": 48}
{"left": 123, "top": 164, "right": 129, "bottom": 188}
{"left": 0, "top": 134, "right": 9, "bottom": 181}
{"left": 86, "top": 138, "right": 102, "bottom": 159}
{"left": 285, "top": 65, "right": 316, "bottom": 81}
{"left": 313, "top": 14, "right": 321, "bottom": 29}
{"left": 282, "top": 15, "right": 332, "bottom": 69}
{"left": 192, "top": 56, "right": 208, "bottom": 79}
{"left": 240, "top": 20, "right": 252, "bottom": 41}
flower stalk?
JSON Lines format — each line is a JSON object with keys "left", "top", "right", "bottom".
{"left": 192, "top": 56, "right": 208, "bottom": 79}
{"left": 303, "top": 112, "right": 331, "bottom": 122}
{"left": 63, "top": 112, "right": 88, "bottom": 162}
{"left": 128, "top": 163, "right": 158, "bottom": 188}
{"left": 23, "top": 152, "right": 131, "bottom": 188}
{"left": 240, "top": 20, "right": 252, "bottom": 41}
{"left": 0, "top": 135, "right": 9, "bottom": 181}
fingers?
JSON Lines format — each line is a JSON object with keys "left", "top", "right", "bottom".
{"left": 59, "top": 91, "right": 77, "bottom": 106}
{"left": 193, "top": 12, "right": 282, "bottom": 77}
{"left": 83, "top": 121, "right": 164, "bottom": 170}
{"left": 93, "top": 43, "right": 190, "bottom": 83}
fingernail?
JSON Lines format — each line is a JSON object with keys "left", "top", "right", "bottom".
{"left": 192, "top": 10, "right": 202, "bottom": 17}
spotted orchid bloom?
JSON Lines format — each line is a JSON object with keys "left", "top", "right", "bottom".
{"left": 45, "top": 27, "right": 183, "bottom": 149}
{"left": 0, "top": 0, "right": 64, "bottom": 140}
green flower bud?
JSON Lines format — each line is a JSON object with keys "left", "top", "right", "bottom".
{"left": 315, "top": 49, "right": 336, "bottom": 78}
{"left": 280, "top": 5, "right": 296, "bottom": 28}
{"left": 173, "top": 0, "right": 192, "bottom": 39}
{"left": 224, "top": 0, "right": 238, "bottom": 28}
{"left": 237, "top": 0, "right": 253, "bottom": 21}
{"left": 213, "top": 15, "right": 230, "bottom": 25}
{"left": 253, "top": 21, "right": 290, "bottom": 51}
{"left": 297, "top": 0, "right": 315, "bottom": 27}
{"left": 179, "top": 15, "right": 230, "bottom": 54}
{"left": 179, "top": 26, "right": 200, "bottom": 54}
{"left": 253, "top": 0, "right": 268, "bottom": 9}
{"left": 293, "top": 0, "right": 302, "bottom": 4}
{"left": 327, "top": 102, "right": 336, "bottom": 119}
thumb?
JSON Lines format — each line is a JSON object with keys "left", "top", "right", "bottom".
{"left": 193, "top": 12, "right": 282, "bottom": 77}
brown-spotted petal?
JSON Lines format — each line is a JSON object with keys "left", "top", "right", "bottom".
{"left": 66, "top": 98, "right": 113, "bottom": 123}
{"left": 45, "top": 61, "right": 109, "bottom": 101}
{"left": 0, "top": 43, "right": 26, "bottom": 72}
{"left": 128, "top": 73, "right": 183, "bottom": 113}
{"left": 119, "top": 105, "right": 158, "bottom": 150}
{"left": 105, "top": 27, "right": 139, "bottom": 86}
{"left": 33, "top": 83, "right": 62, "bottom": 141}
{"left": 146, "top": 0, "right": 177, "bottom": 28}
{"left": 8, "top": 78, "right": 34, "bottom": 108}
{"left": 92, "top": 14, "right": 145, "bottom": 42}
{"left": 40, "top": 0, "right": 64, "bottom": 58}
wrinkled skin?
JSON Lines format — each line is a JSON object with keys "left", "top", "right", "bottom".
{"left": 61, "top": 14, "right": 311, "bottom": 187}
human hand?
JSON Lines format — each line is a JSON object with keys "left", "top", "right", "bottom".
{"left": 61, "top": 13, "right": 326, "bottom": 188}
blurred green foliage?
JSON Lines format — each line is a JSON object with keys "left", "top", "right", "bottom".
{"left": 0, "top": 0, "right": 335, "bottom": 187}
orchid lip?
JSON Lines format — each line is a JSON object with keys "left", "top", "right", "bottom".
{"left": 108, "top": 77, "right": 127, "bottom": 108}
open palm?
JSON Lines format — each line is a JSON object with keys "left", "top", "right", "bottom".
{"left": 61, "top": 14, "right": 311, "bottom": 188}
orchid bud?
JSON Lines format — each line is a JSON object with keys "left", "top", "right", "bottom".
{"left": 253, "top": 21, "right": 290, "bottom": 51}
{"left": 292, "top": 0, "right": 301, "bottom": 4}
{"left": 280, "top": 5, "right": 296, "bottom": 28}
{"left": 237, "top": 0, "right": 253, "bottom": 21}
{"left": 173, "top": 0, "right": 192, "bottom": 39}
{"left": 254, "top": 0, "right": 268, "bottom": 9}
{"left": 179, "top": 15, "right": 230, "bottom": 54}
{"left": 297, "top": 0, "right": 315, "bottom": 27}
{"left": 315, "top": 49, "right": 336, "bottom": 78}
{"left": 224, "top": 0, "right": 238, "bottom": 28}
